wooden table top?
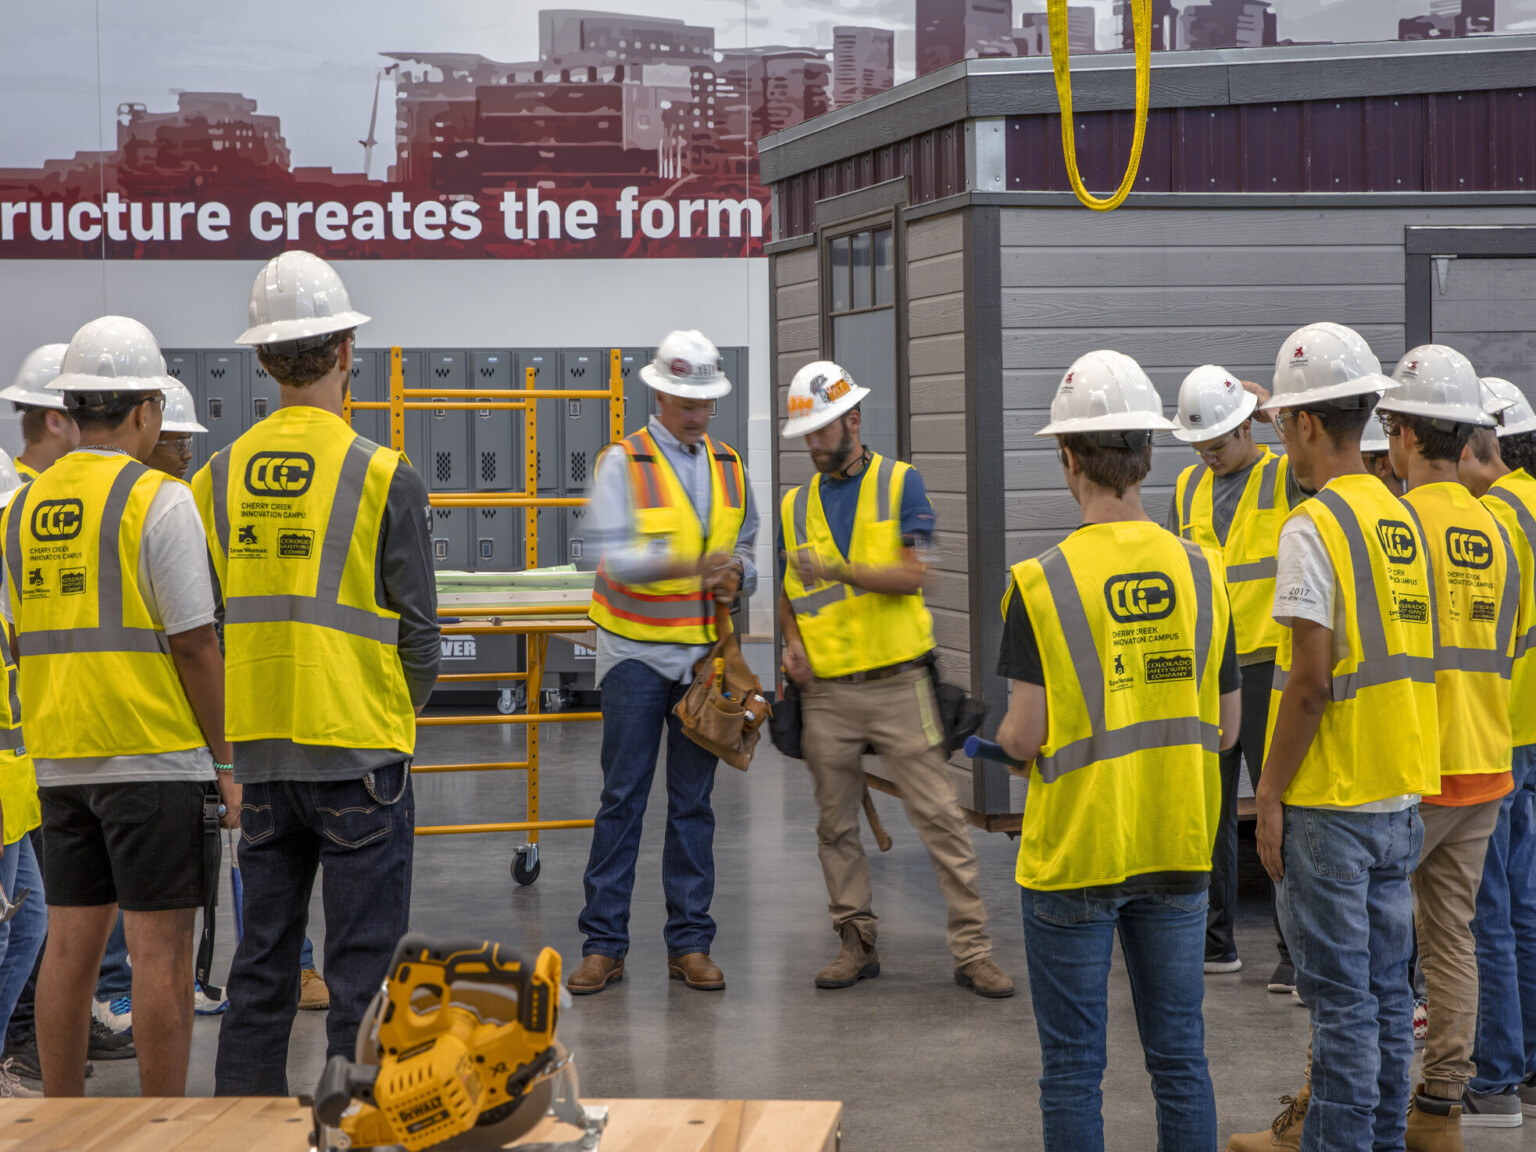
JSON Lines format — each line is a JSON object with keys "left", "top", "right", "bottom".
{"left": 0, "top": 1096, "right": 843, "bottom": 1152}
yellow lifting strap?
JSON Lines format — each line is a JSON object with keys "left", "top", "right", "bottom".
{"left": 1047, "top": 0, "right": 1152, "bottom": 211}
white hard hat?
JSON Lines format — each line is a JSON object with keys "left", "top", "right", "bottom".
{"left": 1172, "top": 364, "right": 1256, "bottom": 443}
{"left": 0, "top": 450, "right": 22, "bottom": 510}
{"left": 236, "top": 250, "right": 369, "bottom": 348}
{"left": 1, "top": 344, "right": 70, "bottom": 411}
{"left": 1037, "top": 350, "right": 1176, "bottom": 438}
{"left": 1482, "top": 377, "right": 1536, "bottom": 437}
{"left": 47, "top": 316, "right": 176, "bottom": 395}
{"left": 160, "top": 382, "right": 207, "bottom": 434}
{"left": 1360, "top": 402, "right": 1390, "bottom": 454}
{"left": 1377, "top": 345, "right": 1496, "bottom": 428}
{"left": 782, "top": 360, "right": 871, "bottom": 439}
{"left": 639, "top": 330, "right": 731, "bottom": 400}
{"left": 1262, "top": 322, "right": 1397, "bottom": 411}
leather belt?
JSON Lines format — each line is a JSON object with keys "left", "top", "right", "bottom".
{"left": 825, "top": 658, "right": 927, "bottom": 685}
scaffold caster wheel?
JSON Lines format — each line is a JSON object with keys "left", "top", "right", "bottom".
{"left": 512, "top": 845, "right": 541, "bottom": 886}
{"left": 542, "top": 689, "right": 572, "bottom": 714}
{"left": 497, "top": 686, "right": 526, "bottom": 715}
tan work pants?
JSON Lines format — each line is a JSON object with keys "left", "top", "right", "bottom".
{"left": 1413, "top": 797, "right": 1502, "bottom": 1099}
{"left": 799, "top": 667, "right": 991, "bottom": 966}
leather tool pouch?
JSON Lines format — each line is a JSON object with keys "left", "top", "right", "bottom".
{"left": 921, "top": 652, "right": 988, "bottom": 755}
{"left": 767, "top": 678, "right": 804, "bottom": 760}
{"left": 675, "top": 604, "right": 771, "bottom": 772}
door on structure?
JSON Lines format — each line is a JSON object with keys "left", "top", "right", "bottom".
{"left": 825, "top": 223, "right": 898, "bottom": 459}
{"left": 1429, "top": 257, "right": 1536, "bottom": 384}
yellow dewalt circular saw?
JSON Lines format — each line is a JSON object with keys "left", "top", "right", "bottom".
{"left": 311, "top": 934, "right": 608, "bottom": 1152}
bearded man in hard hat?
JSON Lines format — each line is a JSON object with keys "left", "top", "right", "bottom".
{"left": 995, "top": 350, "right": 1238, "bottom": 1149}
{"left": 777, "top": 361, "right": 1011, "bottom": 998}
{"left": 1, "top": 345, "right": 78, "bottom": 480}
{"left": 1229, "top": 324, "right": 1439, "bottom": 1152}
{"left": 0, "top": 317, "right": 236, "bottom": 1098}
{"left": 1169, "top": 366, "right": 1305, "bottom": 989}
{"left": 570, "top": 331, "right": 756, "bottom": 995}
{"left": 192, "top": 252, "right": 439, "bottom": 1094}
{"left": 1459, "top": 376, "right": 1536, "bottom": 1124}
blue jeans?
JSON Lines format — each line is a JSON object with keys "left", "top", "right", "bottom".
{"left": 579, "top": 660, "right": 718, "bottom": 958}
{"left": 0, "top": 836, "right": 45, "bottom": 1046}
{"left": 1471, "top": 743, "right": 1536, "bottom": 1093}
{"left": 95, "top": 914, "right": 130, "bottom": 999}
{"left": 1277, "top": 805, "right": 1422, "bottom": 1151}
{"left": 300, "top": 935, "right": 314, "bottom": 970}
{"left": 214, "top": 763, "right": 413, "bottom": 1095}
{"left": 1021, "top": 887, "right": 1216, "bottom": 1152}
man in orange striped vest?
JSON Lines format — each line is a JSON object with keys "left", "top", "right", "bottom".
{"left": 572, "top": 330, "right": 757, "bottom": 996}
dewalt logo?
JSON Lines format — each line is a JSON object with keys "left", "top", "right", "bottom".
{"left": 1377, "top": 520, "right": 1418, "bottom": 565}
{"left": 31, "top": 499, "right": 82, "bottom": 541}
{"left": 1104, "top": 572, "right": 1176, "bottom": 623}
{"left": 1446, "top": 528, "right": 1493, "bottom": 570}
{"left": 244, "top": 452, "right": 314, "bottom": 497}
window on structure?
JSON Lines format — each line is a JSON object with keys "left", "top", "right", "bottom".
{"left": 826, "top": 225, "right": 897, "bottom": 458}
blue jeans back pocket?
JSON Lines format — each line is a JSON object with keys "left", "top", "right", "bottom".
{"left": 1300, "top": 809, "right": 1370, "bottom": 881}
{"left": 1029, "top": 889, "right": 1114, "bottom": 926}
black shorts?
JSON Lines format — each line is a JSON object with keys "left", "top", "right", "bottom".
{"left": 40, "top": 781, "right": 212, "bottom": 911}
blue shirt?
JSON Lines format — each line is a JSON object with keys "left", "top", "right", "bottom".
{"left": 776, "top": 458, "right": 935, "bottom": 580}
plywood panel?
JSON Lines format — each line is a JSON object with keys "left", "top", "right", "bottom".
{"left": 908, "top": 250, "right": 965, "bottom": 299}
{"left": 907, "top": 211, "right": 964, "bottom": 262}
{"left": 909, "top": 292, "right": 966, "bottom": 339}
{"left": 1001, "top": 286, "right": 1402, "bottom": 329}
{"left": 1001, "top": 245, "right": 1404, "bottom": 289}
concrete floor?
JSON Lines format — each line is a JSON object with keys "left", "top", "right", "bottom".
{"left": 81, "top": 711, "right": 1530, "bottom": 1151}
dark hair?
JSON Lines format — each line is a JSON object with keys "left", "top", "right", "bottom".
{"left": 1397, "top": 413, "right": 1474, "bottom": 464}
{"left": 1290, "top": 395, "right": 1376, "bottom": 449}
{"left": 68, "top": 392, "right": 153, "bottom": 433}
{"left": 1466, "top": 427, "right": 1502, "bottom": 467}
{"left": 255, "top": 328, "right": 353, "bottom": 388}
{"left": 1501, "top": 431, "right": 1536, "bottom": 476}
{"left": 19, "top": 406, "right": 52, "bottom": 444}
{"left": 1058, "top": 433, "right": 1152, "bottom": 498}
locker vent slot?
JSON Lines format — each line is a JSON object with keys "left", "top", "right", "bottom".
{"left": 571, "top": 507, "right": 586, "bottom": 521}
{"left": 436, "top": 452, "right": 452, "bottom": 484}
{"left": 481, "top": 452, "right": 496, "bottom": 484}
{"left": 480, "top": 508, "right": 496, "bottom": 520}
{"left": 435, "top": 508, "right": 451, "bottom": 520}
{"left": 570, "top": 452, "right": 586, "bottom": 486}
{"left": 479, "top": 365, "right": 497, "bottom": 379}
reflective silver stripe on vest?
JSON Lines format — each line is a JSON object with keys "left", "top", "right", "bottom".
{"left": 591, "top": 569, "right": 709, "bottom": 621}
{"left": 1179, "top": 464, "right": 1208, "bottom": 540}
{"left": 874, "top": 455, "right": 895, "bottom": 521}
{"left": 790, "top": 583, "right": 853, "bottom": 616}
{"left": 8, "top": 462, "right": 173, "bottom": 659}
{"left": 1032, "top": 542, "right": 1216, "bottom": 784}
{"left": 0, "top": 728, "right": 21, "bottom": 752}
{"left": 1254, "top": 456, "right": 1279, "bottom": 512}
{"left": 784, "top": 460, "right": 897, "bottom": 618}
{"left": 209, "top": 447, "right": 231, "bottom": 559}
{"left": 1225, "top": 557, "right": 1278, "bottom": 583}
{"left": 1484, "top": 486, "right": 1536, "bottom": 659}
{"left": 223, "top": 437, "right": 400, "bottom": 644}
{"left": 1401, "top": 502, "right": 1442, "bottom": 659}
{"left": 6, "top": 664, "right": 18, "bottom": 726}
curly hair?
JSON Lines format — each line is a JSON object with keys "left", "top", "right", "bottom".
{"left": 255, "top": 329, "right": 354, "bottom": 388}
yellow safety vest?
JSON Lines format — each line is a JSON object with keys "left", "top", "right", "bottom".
{"left": 1004, "top": 522, "right": 1228, "bottom": 891}
{"left": 2, "top": 453, "right": 204, "bottom": 758}
{"left": 588, "top": 428, "right": 747, "bottom": 646}
{"left": 191, "top": 407, "right": 414, "bottom": 753}
{"left": 1173, "top": 448, "right": 1291, "bottom": 660}
{"left": 1401, "top": 483, "right": 1517, "bottom": 777}
{"left": 781, "top": 454, "right": 936, "bottom": 679}
{"left": 14, "top": 463, "right": 38, "bottom": 482}
{"left": 0, "top": 649, "right": 38, "bottom": 845}
{"left": 1482, "top": 469, "right": 1536, "bottom": 747}
{"left": 1266, "top": 474, "right": 1440, "bottom": 807}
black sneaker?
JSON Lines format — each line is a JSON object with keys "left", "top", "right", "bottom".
{"left": 88, "top": 1016, "right": 136, "bottom": 1060}
{"left": 3, "top": 1030, "right": 94, "bottom": 1080}
{"left": 1268, "top": 961, "right": 1297, "bottom": 993}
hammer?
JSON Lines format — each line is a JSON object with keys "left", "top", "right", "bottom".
{"left": 861, "top": 786, "right": 893, "bottom": 852}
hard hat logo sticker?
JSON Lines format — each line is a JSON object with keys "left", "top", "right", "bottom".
{"left": 1446, "top": 528, "right": 1492, "bottom": 570}
{"left": 31, "top": 499, "right": 83, "bottom": 541}
{"left": 1377, "top": 520, "right": 1418, "bottom": 565}
{"left": 244, "top": 452, "right": 315, "bottom": 497}
{"left": 1104, "top": 572, "right": 1177, "bottom": 623}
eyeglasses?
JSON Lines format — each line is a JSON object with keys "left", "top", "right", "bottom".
{"left": 155, "top": 437, "right": 193, "bottom": 456}
{"left": 1376, "top": 412, "right": 1403, "bottom": 437}
{"left": 1195, "top": 431, "right": 1238, "bottom": 456}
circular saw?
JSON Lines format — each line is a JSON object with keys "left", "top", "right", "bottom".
{"left": 310, "top": 934, "right": 608, "bottom": 1151}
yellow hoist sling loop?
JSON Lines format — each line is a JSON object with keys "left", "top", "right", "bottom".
{"left": 1048, "top": 0, "right": 1152, "bottom": 211}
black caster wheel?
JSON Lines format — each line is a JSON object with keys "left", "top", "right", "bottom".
{"left": 512, "top": 849, "right": 541, "bottom": 886}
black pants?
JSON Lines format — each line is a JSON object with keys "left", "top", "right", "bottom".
{"left": 1207, "top": 660, "right": 1292, "bottom": 964}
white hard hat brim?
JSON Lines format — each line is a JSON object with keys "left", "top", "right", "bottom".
{"left": 162, "top": 416, "right": 209, "bottom": 434}
{"left": 235, "top": 310, "right": 371, "bottom": 346}
{"left": 1499, "top": 414, "right": 1536, "bottom": 436}
{"left": 0, "top": 384, "right": 69, "bottom": 411}
{"left": 1171, "top": 389, "right": 1258, "bottom": 444}
{"left": 781, "top": 382, "right": 872, "bottom": 439}
{"left": 639, "top": 362, "right": 732, "bottom": 400}
{"left": 46, "top": 370, "right": 178, "bottom": 394}
{"left": 1260, "top": 373, "right": 1398, "bottom": 412}
{"left": 1375, "top": 392, "right": 1498, "bottom": 428}
{"left": 1036, "top": 412, "right": 1179, "bottom": 437}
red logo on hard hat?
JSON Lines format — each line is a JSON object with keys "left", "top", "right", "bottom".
{"left": 1065, "top": 371, "right": 1075, "bottom": 384}
{"left": 1406, "top": 360, "right": 1419, "bottom": 373}
{"left": 1293, "top": 346, "right": 1304, "bottom": 359}
{"left": 669, "top": 358, "right": 692, "bottom": 378}
{"left": 1224, "top": 379, "right": 1235, "bottom": 391}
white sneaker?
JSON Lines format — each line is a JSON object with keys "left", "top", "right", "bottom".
{"left": 92, "top": 994, "right": 132, "bottom": 1034}
{"left": 0, "top": 1058, "right": 41, "bottom": 1098}
{"left": 193, "top": 982, "right": 228, "bottom": 1016}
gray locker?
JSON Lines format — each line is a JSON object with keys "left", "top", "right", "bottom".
{"left": 347, "top": 350, "right": 386, "bottom": 447}
{"left": 472, "top": 506, "right": 519, "bottom": 571}
{"left": 200, "top": 350, "right": 246, "bottom": 457}
{"left": 564, "top": 505, "right": 594, "bottom": 570}
{"left": 619, "top": 347, "right": 652, "bottom": 432}
{"left": 249, "top": 357, "right": 279, "bottom": 428}
{"left": 536, "top": 506, "right": 563, "bottom": 569}
{"left": 561, "top": 349, "right": 609, "bottom": 494}
{"left": 469, "top": 350, "right": 516, "bottom": 492}
{"left": 399, "top": 351, "right": 426, "bottom": 475}
{"left": 427, "top": 352, "right": 469, "bottom": 491}
{"left": 715, "top": 348, "right": 746, "bottom": 452}
{"left": 161, "top": 352, "right": 203, "bottom": 471}
{"left": 429, "top": 506, "right": 470, "bottom": 571}
{"left": 516, "top": 350, "right": 560, "bottom": 493}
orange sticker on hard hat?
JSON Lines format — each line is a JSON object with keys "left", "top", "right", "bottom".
{"left": 788, "top": 395, "right": 815, "bottom": 417}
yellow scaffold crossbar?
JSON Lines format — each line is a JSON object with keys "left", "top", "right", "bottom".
{"left": 1048, "top": 0, "right": 1152, "bottom": 211}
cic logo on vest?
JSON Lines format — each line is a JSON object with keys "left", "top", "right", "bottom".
{"left": 1104, "top": 572, "right": 1177, "bottom": 623}
{"left": 31, "top": 499, "right": 83, "bottom": 542}
{"left": 244, "top": 452, "right": 315, "bottom": 497}
{"left": 1377, "top": 520, "right": 1418, "bottom": 564}
{"left": 1446, "top": 528, "right": 1493, "bottom": 570}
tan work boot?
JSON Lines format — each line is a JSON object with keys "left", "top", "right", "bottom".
{"left": 566, "top": 954, "right": 625, "bottom": 996}
{"left": 954, "top": 956, "right": 1015, "bottom": 998}
{"left": 1406, "top": 1085, "right": 1464, "bottom": 1152}
{"left": 299, "top": 967, "right": 330, "bottom": 1011}
{"left": 815, "top": 925, "right": 880, "bottom": 989}
{"left": 1226, "top": 1084, "right": 1309, "bottom": 1151}
{"left": 667, "top": 953, "right": 725, "bottom": 990}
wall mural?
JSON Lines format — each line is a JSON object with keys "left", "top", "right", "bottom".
{"left": 0, "top": 0, "right": 1530, "bottom": 261}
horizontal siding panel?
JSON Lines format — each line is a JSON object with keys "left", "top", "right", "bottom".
{"left": 776, "top": 280, "right": 819, "bottom": 320}
{"left": 906, "top": 211, "right": 964, "bottom": 262}
{"left": 911, "top": 373, "right": 966, "bottom": 415}
{"left": 1005, "top": 447, "right": 1192, "bottom": 491}
{"left": 1006, "top": 528, "right": 1077, "bottom": 566}
{"left": 931, "top": 605, "right": 970, "bottom": 654}
{"left": 909, "top": 292, "right": 966, "bottom": 339}
{"left": 777, "top": 315, "right": 819, "bottom": 355}
{"left": 1002, "top": 325, "right": 1406, "bottom": 371}
{"left": 911, "top": 412, "right": 967, "bottom": 454}
{"left": 1001, "top": 245, "right": 1404, "bottom": 289}
{"left": 911, "top": 450, "right": 966, "bottom": 493}
{"left": 776, "top": 350, "right": 820, "bottom": 389}
{"left": 1007, "top": 486, "right": 1174, "bottom": 532}
{"left": 1001, "top": 286, "right": 1402, "bottom": 329}
{"left": 934, "top": 645, "right": 972, "bottom": 687}
{"left": 1433, "top": 301, "right": 1536, "bottom": 330}
{"left": 909, "top": 332, "right": 966, "bottom": 376}
{"left": 908, "top": 250, "right": 965, "bottom": 299}
{"left": 924, "top": 567, "right": 969, "bottom": 613}
{"left": 774, "top": 246, "right": 818, "bottom": 287}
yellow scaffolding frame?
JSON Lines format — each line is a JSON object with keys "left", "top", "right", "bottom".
{"left": 349, "top": 348, "right": 625, "bottom": 883}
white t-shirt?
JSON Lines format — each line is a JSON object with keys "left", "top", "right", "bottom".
{"left": 2, "top": 451, "right": 216, "bottom": 785}
{"left": 1271, "top": 514, "right": 1417, "bottom": 813}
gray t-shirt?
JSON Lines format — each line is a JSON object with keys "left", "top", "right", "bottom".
{"left": 1165, "top": 454, "right": 1308, "bottom": 544}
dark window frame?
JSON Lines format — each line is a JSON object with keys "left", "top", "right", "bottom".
{"left": 1404, "top": 225, "right": 1536, "bottom": 347}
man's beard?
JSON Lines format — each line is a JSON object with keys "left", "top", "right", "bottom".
{"left": 811, "top": 421, "right": 854, "bottom": 474}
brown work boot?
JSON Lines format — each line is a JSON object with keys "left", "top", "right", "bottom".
{"left": 1226, "top": 1084, "right": 1309, "bottom": 1151}
{"left": 815, "top": 924, "right": 880, "bottom": 989}
{"left": 298, "top": 967, "right": 330, "bottom": 1011}
{"left": 566, "top": 954, "right": 625, "bottom": 996}
{"left": 667, "top": 953, "right": 725, "bottom": 990}
{"left": 954, "top": 956, "right": 1015, "bottom": 998}
{"left": 1406, "top": 1085, "right": 1464, "bottom": 1152}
